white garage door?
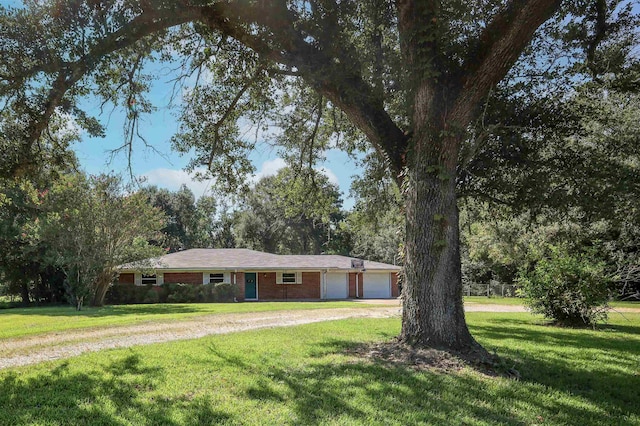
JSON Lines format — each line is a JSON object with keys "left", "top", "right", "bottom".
{"left": 363, "top": 273, "right": 391, "bottom": 298}
{"left": 325, "top": 272, "right": 348, "bottom": 299}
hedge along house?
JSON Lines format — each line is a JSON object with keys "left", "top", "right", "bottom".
{"left": 117, "top": 248, "right": 401, "bottom": 301}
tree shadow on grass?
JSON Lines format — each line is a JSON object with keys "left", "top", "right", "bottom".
{"left": 470, "top": 319, "right": 640, "bottom": 421}
{"left": 0, "top": 353, "right": 233, "bottom": 425}
{"left": 240, "top": 331, "right": 639, "bottom": 425}
{"left": 241, "top": 346, "right": 589, "bottom": 425}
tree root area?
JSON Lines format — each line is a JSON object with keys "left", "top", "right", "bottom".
{"left": 348, "top": 339, "right": 518, "bottom": 379}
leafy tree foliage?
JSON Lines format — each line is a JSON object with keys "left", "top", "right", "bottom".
{"left": 0, "top": 164, "right": 76, "bottom": 305}
{"left": 0, "top": 179, "right": 44, "bottom": 304}
{"left": 517, "top": 244, "right": 611, "bottom": 326}
{"left": 234, "top": 167, "right": 345, "bottom": 254}
{"left": 2, "top": 0, "right": 639, "bottom": 354}
{"left": 345, "top": 157, "right": 404, "bottom": 265}
{"left": 142, "top": 184, "right": 218, "bottom": 251}
{"left": 28, "top": 174, "right": 165, "bottom": 309}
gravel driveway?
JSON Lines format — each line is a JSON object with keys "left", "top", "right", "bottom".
{"left": 2, "top": 302, "right": 636, "bottom": 370}
{"left": 0, "top": 307, "right": 399, "bottom": 370}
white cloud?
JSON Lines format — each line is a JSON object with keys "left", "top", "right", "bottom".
{"left": 250, "top": 157, "right": 340, "bottom": 188}
{"left": 141, "top": 168, "right": 214, "bottom": 198}
{"left": 250, "top": 157, "right": 287, "bottom": 184}
{"left": 316, "top": 166, "right": 340, "bottom": 186}
{"left": 142, "top": 160, "right": 340, "bottom": 199}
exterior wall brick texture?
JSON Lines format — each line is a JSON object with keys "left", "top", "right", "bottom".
{"left": 118, "top": 273, "right": 135, "bottom": 284}
{"left": 235, "top": 272, "right": 245, "bottom": 302}
{"left": 391, "top": 273, "right": 399, "bottom": 297}
{"left": 163, "top": 272, "right": 202, "bottom": 285}
{"left": 348, "top": 272, "right": 364, "bottom": 298}
{"left": 258, "top": 272, "right": 320, "bottom": 300}
{"left": 348, "top": 273, "right": 356, "bottom": 298}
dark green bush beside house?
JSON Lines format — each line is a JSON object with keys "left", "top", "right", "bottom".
{"left": 104, "top": 283, "right": 153, "bottom": 305}
{"left": 105, "top": 282, "right": 238, "bottom": 305}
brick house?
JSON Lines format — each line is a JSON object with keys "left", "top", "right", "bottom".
{"left": 117, "top": 248, "right": 401, "bottom": 301}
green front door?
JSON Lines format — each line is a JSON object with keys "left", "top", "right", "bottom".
{"left": 245, "top": 273, "right": 257, "bottom": 299}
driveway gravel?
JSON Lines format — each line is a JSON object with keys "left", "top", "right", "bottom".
{"left": 2, "top": 302, "right": 637, "bottom": 370}
{"left": 0, "top": 307, "right": 399, "bottom": 370}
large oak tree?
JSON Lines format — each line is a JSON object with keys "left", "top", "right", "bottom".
{"left": 1, "top": 0, "right": 638, "bottom": 355}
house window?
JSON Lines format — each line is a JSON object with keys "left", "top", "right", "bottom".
{"left": 141, "top": 274, "right": 157, "bottom": 285}
{"left": 209, "top": 273, "right": 225, "bottom": 284}
{"left": 277, "top": 272, "right": 302, "bottom": 284}
{"left": 282, "top": 273, "right": 297, "bottom": 283}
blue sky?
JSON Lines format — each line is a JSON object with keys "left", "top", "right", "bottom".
{"left": 1, "top": 0, "right": 361, "bottom": 209}
{"left": 71, "top": 69, "right": 361, "bottom": 209}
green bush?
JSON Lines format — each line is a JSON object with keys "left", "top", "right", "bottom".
{"left": 517, "top": 245, "right": 611, "bottom": 326}
{"left": 142, "top": 289, "right": 160, "bottom": 304}
{"left": 105, "top": 284, "right": 151, "bottom": 305}
{"left": 163, "top": 283, "right": 197, "bottom": 303}
{"left": 194, "top": 282, "right": 236, "bottom": 302}
{"left": 196, "top": 283, "right": 216, "bottom": 302}
{"left": 214, "top": 282, "right": 236, "bottom": 302}
{"left": 106, "top": 282, "right": 238, "bottom": 305}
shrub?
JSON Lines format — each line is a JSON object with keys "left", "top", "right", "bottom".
{"left": 196, "top": 283, "right": 216, "bottom": 302}
{"left": 142, "top": 289, "right": 160, "bottom": 304}
{"left": 105, "top": 284, "right": 151, "bottom": 305}
{"left": 517, "top": 245, "right": 611, "bottom": 326}
{"left": 214, "top": 282, "right": 236, "bottom": 302}
{"left": 164, "top": 283, "right": 197, "bottom": 303}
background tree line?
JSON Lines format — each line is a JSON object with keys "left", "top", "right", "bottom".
{"left": 1, "top": 51, "right": 639, "bottom": 322}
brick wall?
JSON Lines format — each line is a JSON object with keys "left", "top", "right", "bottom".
{"left": 118, "top": 273, "right": 135, "bottom": 285}
{"left": 164, "top": 272, "right": 202, "bottom": 285}
{"left": 235, "top": 272, "right": 245, "bottom": 302}
{"left": 391, "top": 272, "right": 399, "bottom": 297}
{"left": 348, "top": 272, "right": 364, "bottom": 298}
{"left": 258, "top": 271, "right": 320, "bottom": 300}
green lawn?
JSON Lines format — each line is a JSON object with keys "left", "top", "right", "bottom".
{"left": 1, "top": 312, "right": 638, "bottom": 425}
{"left": 610, "top": 300, "right": 640, "bottom": 309}
{"left": 464, "top": 296, "right": 640, "bottom": 309}
{"left": 0, "top": 302, "right": 365, "bottom": 339}
{"left": 3, "top": 298, "right": 637, "bottom": 340}
{"left": 464, "top": 296, "right": 527, "bottom": 305}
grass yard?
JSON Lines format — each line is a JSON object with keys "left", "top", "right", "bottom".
{"left": 0, "top": 301, "right": 366, "bottom": 339}
{"left": 0, "top": 312, "right": 638, "bottom": 425}
{"left": 464, "top": 296, "right": 640, "bottom": 309}
{"left": 464, "top": 296, "right": 527, "bottom": 305}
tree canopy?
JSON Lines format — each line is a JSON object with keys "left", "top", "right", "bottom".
{"left": 234, "top": 167, "right": 346, "bottom": 254}
{"left": 25, "top": 173, "right": 166, "bottom": 309}
{"left": 1, "top": 0, "right": 639, "bottom": 356}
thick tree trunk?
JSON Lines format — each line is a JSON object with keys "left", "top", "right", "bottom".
{"left": 400, "top": 132, "right": 487, "bottom": 357}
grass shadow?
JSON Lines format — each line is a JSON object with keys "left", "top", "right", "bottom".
{"left": 242, "top": 344, "right": 583, "bottom": 425}
{"left": 0, "top": 352, "right": 234, "bottom": 425}
{"left": 469, "top": 318, "right": 640, "bottom": 421}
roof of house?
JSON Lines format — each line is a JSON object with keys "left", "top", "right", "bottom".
{"left": 120, "top": 248, "right": 401, "bottom": 271}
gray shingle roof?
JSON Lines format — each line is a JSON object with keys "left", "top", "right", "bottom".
{"left": 120, "top": 248, "right": 400, "bottom": 271}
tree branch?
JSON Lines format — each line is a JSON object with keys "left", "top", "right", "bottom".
{"left": 586, "top": 0, "right": 609, "bottom": 78}
{"left": 206, "top": 65, "right": 265, "bottom": 169}
{"left": 451, "top": 0, "right": 562, "bottom": 125}
{"left": 17, "top": 4, "right": 205, "bottom": 157}
{"left": 198, "top": 1, "right": 408, "bottom": 181}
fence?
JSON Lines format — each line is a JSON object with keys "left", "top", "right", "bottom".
{"left": 463, "top": 281, "right": 519, "bottom": 298}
